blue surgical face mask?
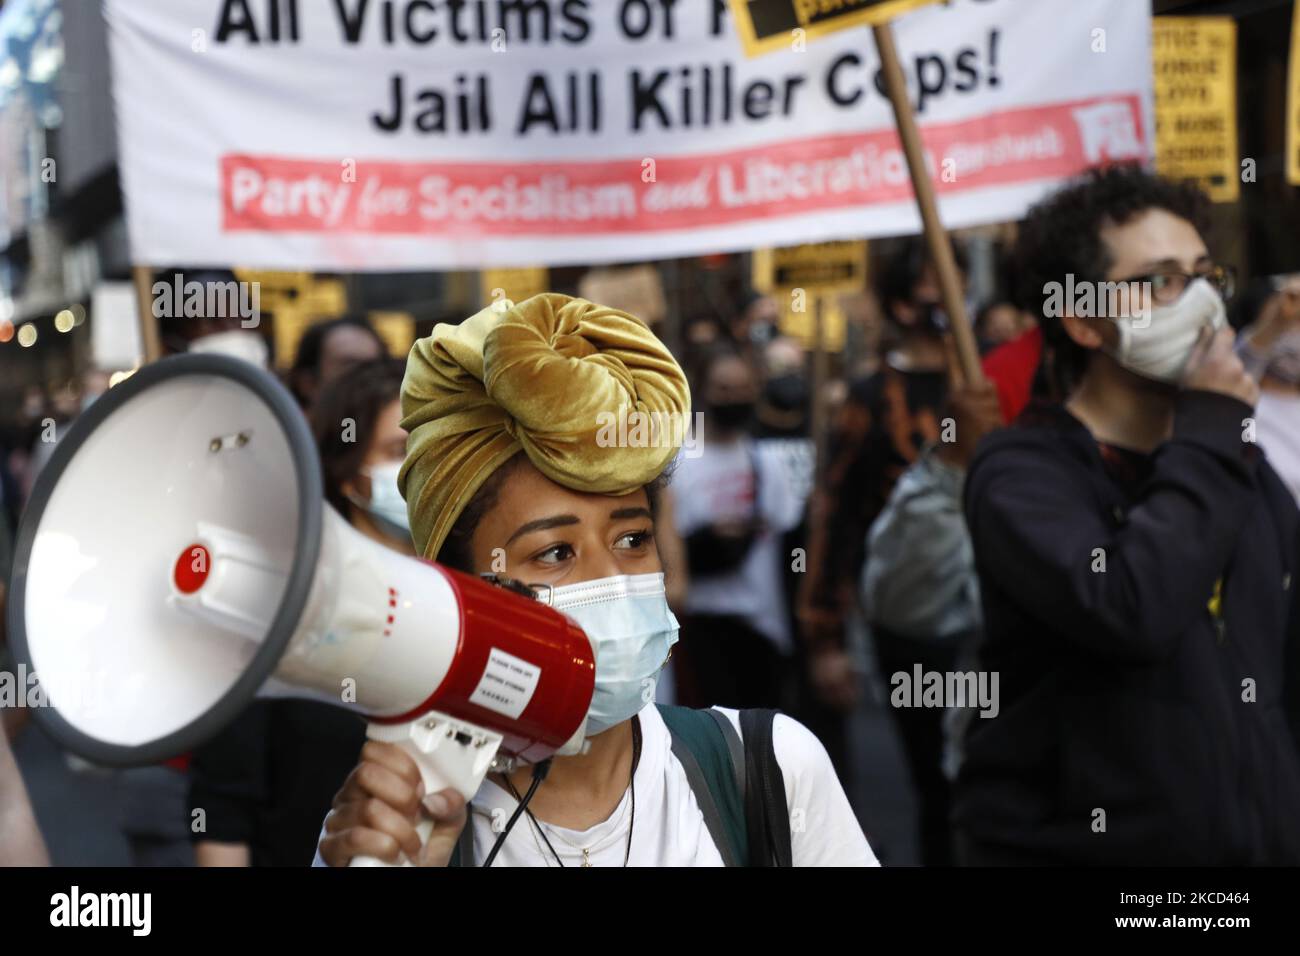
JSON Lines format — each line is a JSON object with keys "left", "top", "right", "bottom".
{"left": 544, "top": 572, "right": 679, "bottom": 736}
{"left": 351, "top": 460, "right": 411, "bottom": 542}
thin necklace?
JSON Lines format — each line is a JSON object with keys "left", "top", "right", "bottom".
{"left": 508, "top": 775, "right": 626, "bottom": 867}
{"left": 543, "top": 789, "right": 633, "bottom": 865}
{"left": 504, "top": 717, "right": 641, "bottom": 867}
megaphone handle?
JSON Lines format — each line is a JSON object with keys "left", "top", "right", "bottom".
{"left": 348, "top": 712, "right": 501, "bottom": 868}
{"left": 347, "top": 752, "right": 442, "bottom": 868}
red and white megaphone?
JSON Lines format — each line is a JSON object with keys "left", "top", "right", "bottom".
{"left": 6, "top": 353, "right": 596, "bottom": 865}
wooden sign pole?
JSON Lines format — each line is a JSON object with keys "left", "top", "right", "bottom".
{"left": 131, "top": 264, "right": 162, "bottom": 363}
{"left": 872, "top": 21, "right": 985, "bottom": 386}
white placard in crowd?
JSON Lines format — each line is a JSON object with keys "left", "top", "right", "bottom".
{"left": 90, "top": 281, "right": 143, "bottom": 371}
{"left": 105, "top": 0, "right": 1154, "bottom": 270}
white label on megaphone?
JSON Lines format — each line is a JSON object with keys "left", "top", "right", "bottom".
{"left": 468, "top": 648, "right": 541, "bottom": 720}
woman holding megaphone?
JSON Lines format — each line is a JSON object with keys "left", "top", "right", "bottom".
{"left": 315, "top": 294, "right": 877, "bottom": 867}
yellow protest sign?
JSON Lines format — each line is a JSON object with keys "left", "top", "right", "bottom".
{"left": 729, "top": 0, "right": 941, "bottom": 57}
{"left": 753, "top": 240, "right": 868, "bottom": 352}
{"left": 368, "top": 311, "right": 416, "bottom": 360}
{"left": 480, "top": 268, "right": 550, "bottom": 309}
{"left": 1152, "top": 17, "right": 1239, "bottom": 203}
{"left": 579, "top": 265, "right": 667, "bottom": 327}
{"left": 234, "top": 269, "right": 348, "bottom": 368}
{"left": 1287, "top": 4, "right": 1300, "bottom": 186}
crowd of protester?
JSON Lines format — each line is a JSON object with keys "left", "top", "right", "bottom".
{"left": 2, "top": 163, "right": 1299, "bottom": 866}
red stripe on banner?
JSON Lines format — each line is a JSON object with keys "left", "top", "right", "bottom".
{"left": 220, "top": 94, "right": 1145, "bottom": 237}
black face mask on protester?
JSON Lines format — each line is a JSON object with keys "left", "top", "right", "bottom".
{"left": 708, "top": 400, "right": 755, "bottom": 431}
{"left": 764, "top": 373, "right": 808, "bottom": 412}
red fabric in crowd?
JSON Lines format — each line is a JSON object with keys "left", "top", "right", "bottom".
{"left": 980, "top": 326, "right": 1044, "bottom": 424}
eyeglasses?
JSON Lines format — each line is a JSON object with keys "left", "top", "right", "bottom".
{"left": 1111, "top": 264, "right": 1236, "bottom": 306}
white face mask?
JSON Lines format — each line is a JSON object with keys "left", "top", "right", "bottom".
{"left": 1264, "top": 329, "right": 1300, "bottom": 386}
{"left": 1107, "top": 277, "right": 1227, "bottom": 384}
{"left": 543, "top": 572, "right": 678, "bottom": 736}
{"left": 349, "top": 460, "right": 410, "bottom": 541}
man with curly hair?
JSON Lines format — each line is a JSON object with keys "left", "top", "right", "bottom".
{"left": 953, "top": 165, "right": 1300, "bottom": 865}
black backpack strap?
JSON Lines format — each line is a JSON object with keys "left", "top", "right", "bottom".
{"left": 740, "top": 709, "right": 794, "bottom": 868}
{"left": 706, "top": 707, "right": 746, "bottom": 802}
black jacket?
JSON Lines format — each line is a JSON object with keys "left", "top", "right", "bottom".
{"left": 954, "top": 393, "right": 1300, "bottom": 865}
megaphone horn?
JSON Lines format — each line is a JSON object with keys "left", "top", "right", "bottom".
{"left": 7, "top": 354, "right": 596, "bottom": 867}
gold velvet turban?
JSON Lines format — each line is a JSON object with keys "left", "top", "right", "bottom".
{"left": 399, "top": 293, "right": 691, "bottom": 561}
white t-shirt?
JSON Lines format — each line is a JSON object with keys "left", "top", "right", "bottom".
{"left": 314, "top": 703, "right": 877, "bottom": 867}
{"left": 670, "top": 439, "right": 804, "bottom": 652}
{"left": 758, "top": 436, "right": 816, "bottom": 510}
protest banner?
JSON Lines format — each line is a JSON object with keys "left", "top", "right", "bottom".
{"left": 106, "top": 0, "right": 1153, "bottom": 271}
